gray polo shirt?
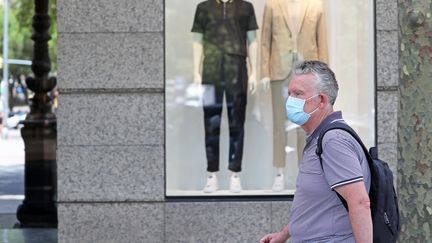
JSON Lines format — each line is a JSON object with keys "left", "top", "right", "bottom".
{"left": 289, "top": 111, "right": 371, "bottom": 243}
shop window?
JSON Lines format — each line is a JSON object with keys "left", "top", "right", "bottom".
{"left": 165, "top": 0, "right": 375, "bottom": 197}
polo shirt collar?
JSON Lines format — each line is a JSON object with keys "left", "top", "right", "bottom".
{"left": 306, "top": 111, "right": 343, "bottom": 144}
{"left": 216, "top": 0, "right": 234, "bottom": 3}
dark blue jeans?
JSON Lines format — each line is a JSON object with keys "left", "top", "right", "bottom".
{"left": 202, "top": 53, "right": 248, "bottom": 172}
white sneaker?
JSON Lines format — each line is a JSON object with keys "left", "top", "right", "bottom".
{"left": 203, "top": 175, "right": 218, "bottom": 193}
{"left": 272, "top": 174, "right": 285, "bottom": 192}
{"left": 230, "top": 174, "right": 242, "bottom": 193}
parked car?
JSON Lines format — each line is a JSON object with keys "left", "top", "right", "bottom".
{"left": 6, "top": 110, "right": 27, "bottom": 129}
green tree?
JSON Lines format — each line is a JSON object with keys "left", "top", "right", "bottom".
{"left": 1, "top": 0, "right": 57, "bottom": 78}
{"left": 399, "top": 0, "right": 432, "bottom": 241}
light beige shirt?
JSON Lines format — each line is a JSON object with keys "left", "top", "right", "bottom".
{"left": 287, "top": 0, "right": 302, "bottom": 35}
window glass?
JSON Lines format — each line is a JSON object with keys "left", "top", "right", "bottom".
{"left": 166, "top": 0, "right": 375, "bottom": 197}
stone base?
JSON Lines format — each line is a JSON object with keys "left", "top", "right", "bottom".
{"left": 16, "top": 203, "right": 57, "bottom": 228}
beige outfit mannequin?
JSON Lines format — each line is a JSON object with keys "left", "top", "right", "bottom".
{"left": 260, "top": 0, "right": 328, "bottom": 190}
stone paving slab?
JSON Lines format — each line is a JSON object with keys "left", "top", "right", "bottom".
{"left": 0, "top": 214, "right": 19, "bottom": 229}
{"left": 0, "top": 229, "right": 57, "bottom": 243}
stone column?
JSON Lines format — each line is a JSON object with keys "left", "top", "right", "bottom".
{"left": 56, "top": 1, "right": 165, "bottom": 241}
{"left": 398, "top": 0, "right": 432, "bottom": 241}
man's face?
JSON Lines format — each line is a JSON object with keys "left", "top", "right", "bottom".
{"left": 288, "top": 73, "right": 321, "bottom": 114}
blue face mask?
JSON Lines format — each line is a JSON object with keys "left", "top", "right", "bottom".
{"left": 285, "top": 94, "right": 319, "bottom": 125}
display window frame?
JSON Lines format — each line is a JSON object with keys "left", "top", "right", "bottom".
{"left": 164, "top": 0, "right": 378, "bottom": 200}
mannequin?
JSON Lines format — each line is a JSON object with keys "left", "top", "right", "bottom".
{"left": 191, "top": 0, "right": 258, "bottom": 193}
{"left": 260, "top": 0, "right": 328, "bottom": 191}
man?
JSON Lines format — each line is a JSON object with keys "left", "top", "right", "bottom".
{"left": 260, "top": 61, "right": 372, "bottom": 243}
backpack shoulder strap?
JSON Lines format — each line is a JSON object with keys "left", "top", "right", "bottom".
{"left": 316, "top": 121, "right": 373, "bottom": 168}
{"left": 315, "top": 121, "right": 374, "bottom": 211}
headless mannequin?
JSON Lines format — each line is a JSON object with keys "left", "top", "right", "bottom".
{"left": 262, "top": 0, "right": 303, "bottom": 192}
{"left": 193, "top": 27, "right": 258, "bottom": 192}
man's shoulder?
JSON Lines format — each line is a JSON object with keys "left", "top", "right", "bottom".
{"left": 320, "top": 128, "right": 364, "bottom": 158}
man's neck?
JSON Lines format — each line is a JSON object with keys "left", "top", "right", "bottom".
{"left": 302, "top": 107, "right": 334, "bottom": 135}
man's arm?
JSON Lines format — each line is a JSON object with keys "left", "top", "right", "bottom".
{"left": 335, "top": 181, "right": 372, "bottom": 243}
{"left": 260, "top": 225, "right": 290, "bottom": 243}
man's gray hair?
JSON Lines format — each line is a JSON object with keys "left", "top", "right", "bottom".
{"left": 293, "top": 60, "right": 339, "bottom": 105}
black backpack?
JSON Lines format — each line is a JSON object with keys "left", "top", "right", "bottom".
{"left": 316, "top": 122, "right": 400, "bottom": 243}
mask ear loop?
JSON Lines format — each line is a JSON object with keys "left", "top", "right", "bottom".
{"left": 305, "top": 93, "right": 320, "bottom": 101}
{"left": 306, "top": 94, "right": 322, "bottom": 115}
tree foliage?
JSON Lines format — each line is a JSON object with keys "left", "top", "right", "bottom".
{"left": 1, "top": 0, "right": 57, "bottom": 78}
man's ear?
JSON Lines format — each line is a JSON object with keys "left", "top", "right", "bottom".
{"left": 319, "top": 93, "right": 329, "bottom": 107}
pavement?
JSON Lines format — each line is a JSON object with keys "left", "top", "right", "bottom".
{"left": 0, "top": 128, "right": 24, "bottom": 229}
{"left": 0, "top": 128, "right": 57, "bottom": 242}
{"left": 0, "top": 228, "right": 57, "bottom": 243}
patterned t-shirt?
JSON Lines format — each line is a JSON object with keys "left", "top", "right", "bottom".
{"left": 191, "top": 0, "right": 258, "bottom": 57}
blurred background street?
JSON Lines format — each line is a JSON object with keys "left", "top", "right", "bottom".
{"left": 0, "top": 127, "right": 24, "bottom": 228}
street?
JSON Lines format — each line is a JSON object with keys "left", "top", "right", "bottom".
{"left": 0, "top": 128, "right": 24, "bottom": 227}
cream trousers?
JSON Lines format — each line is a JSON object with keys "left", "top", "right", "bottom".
{"left": 271, "top": 80, "right": 306, "bottom": 168}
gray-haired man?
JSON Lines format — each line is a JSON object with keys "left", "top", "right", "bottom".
{"left": 260, "top": 61, "right": 372, "bottom": 243}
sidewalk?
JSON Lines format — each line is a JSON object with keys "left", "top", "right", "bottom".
{"left": 0, "top": 229, "right": 57, "bottom": 243}
{"left": 0, "top": 128, "right": 24, "bottom": 229}
{"left": 0, "top": 129, "right": 57, "bottom": 242}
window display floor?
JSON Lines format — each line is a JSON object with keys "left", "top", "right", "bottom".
{"left": 167, "top": 189, "right": 296, "bottom": 196}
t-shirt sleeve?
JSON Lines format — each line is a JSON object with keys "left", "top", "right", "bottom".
{"left": 321, "top": 130, "right": 365, "bottom": 190}
{"left": 191, "top": 4, "right": 205, "bottom": 33}
{"left": 247, "top": 4, "right": 259, "bottom": 30}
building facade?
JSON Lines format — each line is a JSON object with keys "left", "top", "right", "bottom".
{"left": 57, "top": 0, "right": 431, "bottom": 242}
